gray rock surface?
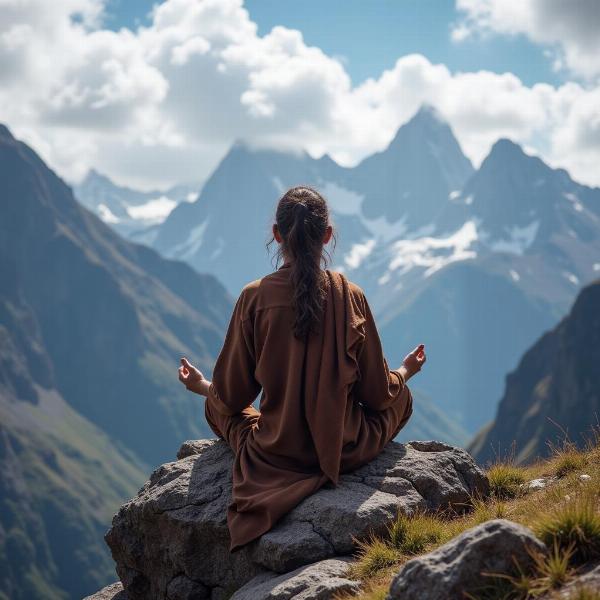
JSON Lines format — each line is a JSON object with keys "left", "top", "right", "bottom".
{"left": 230, "top": 557, "right": 360, "bottom": 600}
{"left": 105, "top": 438, "right": 488, "bottom": 600}
{"left": 387, "top": 519, "right": 547, "bottom": 600}
{"left": 83, "top": 582, "right": 128, "bottom": 600}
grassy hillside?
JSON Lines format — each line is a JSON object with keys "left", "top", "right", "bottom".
{"left": 0, "top": 387, "right": 147, "bottom": 600}
{"left": 333, "top": 437, "right": 600, "bottom": 599}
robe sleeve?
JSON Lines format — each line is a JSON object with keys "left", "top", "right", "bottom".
{"left": 206, "top": 290, "right": 261, "bottom": 417}
{"left": 352, "top": 291, "right": 407, "bottom": 411}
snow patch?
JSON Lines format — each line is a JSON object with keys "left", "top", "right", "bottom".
{"left": 97, "top": 203, "right": 120, "bottom": 224}
{"left": 509, "top": 269, "right": 520, "bottom": 282}
{"left": 344, "top": 239, "right": 376, "bottom": 269}
{"left": 210, "top": 237, "right": 225, "bottom": 260}
{"left": 363, "top": 215, "right": 408, "bottom": 242}
{"left": 126, "top": 196, "right": 177, "bottom": 224}
{"left": 563, "top": 272, "right": 579, "bottom": 286}
{"left": 385, "top": 220, "right": 478, "bottom": 278}
{"left": 448, "top": 190, "right": 461, "bottom": 201}
{"left": 464, "top": 194, "right": 474, "bottom": 205}
{"left": 594, "top": 263, "right": 600, "bottom": 271}
{"left": 564, "top": 192, "right": 584, "bottom": 212}
{"left": 489, "top": 221, "right": 539, "bottom": 255}
{"left": 169, "top": 219, "right": 209, "bottom": 259}
{"left": 185, "top": 192, "right": 199, "bottom": 203}
{"left": 378, "top": 272, "right": 391, "bottom": 285}
{"left": 319, "top": 181, "right": 363, "bottom": 215}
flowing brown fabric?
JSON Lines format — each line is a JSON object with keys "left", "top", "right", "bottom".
{"left": 204, "top": 263, "right": 413, "bottom": 552}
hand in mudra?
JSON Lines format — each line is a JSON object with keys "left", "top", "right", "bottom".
{"left": 402, "top": 344, "right": 427, "bottom": 379}
{"left": 178, "top": 357, "right": 209, "bottom": 395}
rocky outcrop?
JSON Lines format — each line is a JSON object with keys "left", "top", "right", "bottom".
{"left": 84, "top": 582, "right": 127, "bottom": 600}
{"left": 104, "top": 438, "right": 488, "bottom": 599}
{"left": 230, "top": 557, "right": 360, "bottom": 600}
{"left": 386, "top": 519, "right": 547, "bottom": 600}
{"left": 470, "top": 279, "right": 600, "bottom": 465}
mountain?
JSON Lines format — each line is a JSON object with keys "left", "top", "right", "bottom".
{"left": 95, "top": 105, "right": 600, "bottom": 434}
{"left": 0, "top": 124, "right": 233, "bottom": 464}
{"left": 150, "top": 105, "right": 475, "bottom": 296}
{"left": 73, "top": 169, "right": 198, "bottom": 241}
{"left": 349, "top": 103, "right": 474, "bottom": 228}
{"left": 152, "top": 141, "right": 359, "bottom": 293}
{"left": 342, "top": 137, "right": 600, "bottom": 431}
{"left": 469, "top": 278, "right": 600, "bottom": 465}
{"left": 0, "top": 123, "right": 232, "bottom": 599}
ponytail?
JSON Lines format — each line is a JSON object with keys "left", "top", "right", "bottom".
{"left": 267, "top": 186, "right": 335, "bottom": 340}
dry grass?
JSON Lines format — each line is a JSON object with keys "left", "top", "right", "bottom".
{"left": 487, "top": 463, "right": 528, "bottom": 499}
{"left": 333, "top": 439, "right": 600, "bottom": 600}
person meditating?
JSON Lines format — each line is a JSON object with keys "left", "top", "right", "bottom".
{"left": 177, "top": 185, "right": 426, "bottom": 553}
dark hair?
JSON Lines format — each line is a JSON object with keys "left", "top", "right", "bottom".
{"left": 267, "top": 186, "right": 336, "bottom": 340}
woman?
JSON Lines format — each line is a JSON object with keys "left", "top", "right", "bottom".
{"left": 178, "top": 185, "right": 426, "bottom": 553}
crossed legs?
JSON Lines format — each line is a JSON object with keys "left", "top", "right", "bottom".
{"left": 204, "top": 399, "right": 261, "bottom": 454}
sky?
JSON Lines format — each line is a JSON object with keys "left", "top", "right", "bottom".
{"left": 102, "top": 0, "right": 562, "bottom": 87}
{"left": 1, "top": 0, "right": 599, "bottom": 190}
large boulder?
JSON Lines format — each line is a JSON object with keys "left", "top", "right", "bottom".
{"left": 387, "top": 519, "right": 547, "bottom": 600}
{"left": 105, "top": 438, "right": 488, "bottom": 600}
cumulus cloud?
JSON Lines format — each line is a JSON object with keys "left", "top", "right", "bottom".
{"left": 452, "top": 0, "right": 600, "bottom": 81}
{"left": 0, "top": 0, "right": 599, "bottom": 189}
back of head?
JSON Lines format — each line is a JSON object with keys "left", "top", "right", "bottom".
{"left": 268, "top": 186, "right": 335, "bottom": 340}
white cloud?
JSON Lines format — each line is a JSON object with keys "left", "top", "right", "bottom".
{"left": 452, "top": 0, "right": 600, "bottom": 81}
{"left": 0, "top": 0, "right": 599, "bottom": 190}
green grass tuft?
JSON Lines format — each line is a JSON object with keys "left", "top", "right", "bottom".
{"left": 553, "top": 449, "right": 588, "bottom": 479}
{"left": 487, "top": 463, "right": 528, "bottom": 500}
{"left": 471, "top": 498, "right": 510, "bottom": 524}
{"left": 350, "top": 535, "right": 401, "bottom": 579}
{"left": 387, "top": 511, "right": 448, "bottom": 555}
{"left": 535, "top": 491, "right": 600, "bottom": 564}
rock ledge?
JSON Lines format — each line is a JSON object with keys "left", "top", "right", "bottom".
{"left": 103, "top": 439, "right": 488, "bottom": 599}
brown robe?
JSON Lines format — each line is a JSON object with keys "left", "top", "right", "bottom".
{"left": 204, "top": 263, "right": 413, "bottom": 552}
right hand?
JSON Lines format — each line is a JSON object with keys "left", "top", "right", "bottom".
{"left": 178, "top": 357, "right": 206, "bottom": 394}
{"left": 402, "top": 344, "right": 426, "bottom": 379}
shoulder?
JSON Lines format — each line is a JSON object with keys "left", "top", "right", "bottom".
{"left": 326, "top": 269, "right": 366, "bottom": 300}
{"left": 241, "top": 278, "right": 262, "bottom": 295}
{"left": 231, "top": 278, "right": 261, "bottom": 319}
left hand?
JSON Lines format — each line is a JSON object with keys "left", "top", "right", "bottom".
{"left": 178, "top": 357, "right": 207, "bottom": 394}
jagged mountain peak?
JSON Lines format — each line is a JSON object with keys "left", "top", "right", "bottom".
{"left": 228, "top": 138, "right": 309, "bottom": 161}
{"left": 81, "top": 167, "right": 115, "bottom": 186}
{"left": 387, "top": 103, "right": 457, "bottom": 149}
{"left": 488, "top": 137, "right": 530, "bottom": 160}
{"left": 352, "top": 103, "right": 474, "bottom": 227}
{"left": 412, "top": 102, "right": 446, "bottom": 124}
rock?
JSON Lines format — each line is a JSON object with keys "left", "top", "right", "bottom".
{"left": 105, "top": 438, "right": 488, "bottom": 600}
{"left": 230, "top": 557, "right": 361, "bottom": 600}
{"left": 579, "top": 473, "right": 591, "bottom": 482}
{"left": 387, "top": 519, "right": 547, "bottom": 600}
{"left": 525, "top": 477, "right": 556, "bottom": 491}
{"left": 83, "top": 582, "right": 128, "bottom": 600}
